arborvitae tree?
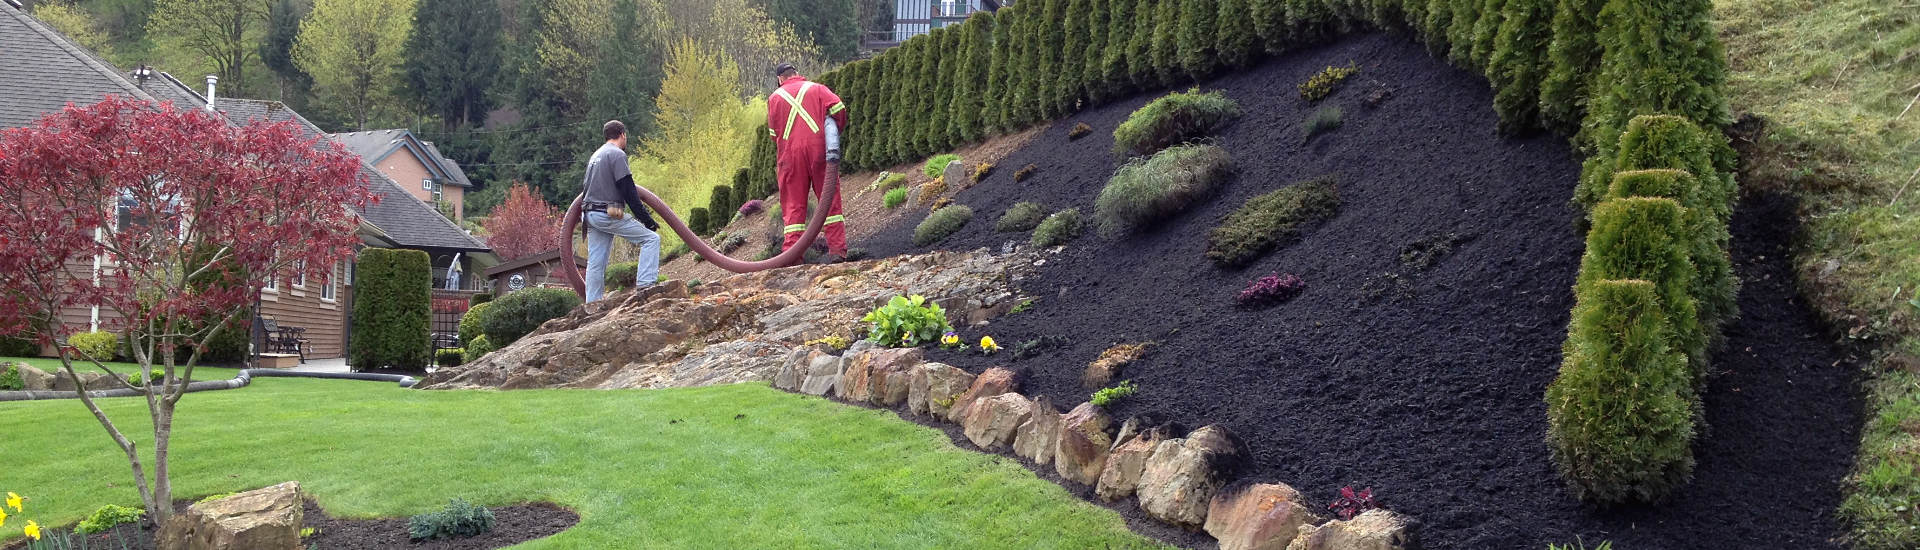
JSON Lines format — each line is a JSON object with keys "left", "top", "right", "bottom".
{"left": 1101, "top": 0, "right": 1137, "bottom": 95}
{"left": 1215, "top": 0, "right": 1259, "bottom": 69}
{"left": 985, "top": 6, "right": 1016, "bottom": 134}
{"left": 1606, "top": 168, "right": 1736, "bottom": 356}
{"left": 709, "top": 184, "right": 736, "bottom": 225}
{"left": 1486, "top": 0, "right": 1554, "bottom": 133}
{"left": 1537, "top": 0, "right": 1605, "bottom": 135}
{"left": 1577, "top": 0, "right": 1731, "bottom": 151}
{"left": 1128, "top": 0, "right": 1161, "bottom": 87}
{"left": 1368, "top": 0, "right": 1407, "bottom": 30}
{"left": 1250, "top": 0, "right": 1288, "bottom": 53}
{"left": 1402, "top": 0, "right": 1431, "bottom": 43}
{"left": 1470, "top": 0, "right": 1506, "bottom": 71}
{"left": 925, "top": 27, "right": 957, "bottom": 153}
{"left": 848, "top": 61, "right": 875, "bottom": 171}
{"left": 1080, "top": 0, "right": 1112, "bottom": 104}
{"left": 1284, "top": 0, "right": 1336, "bottom": 50}
{"left": 1546, "top": 278, "right": 1696, "bottom": 506}
{"left": 1575, "top": 197, "right": 1704, "bottom": 382}
{"left": 952, "top": 14, "right": 995, "bottom": 144}
{"left": 1176, "top": 0, "right": 1220, "bottom": 80}
{"left": 1420, "top": 0, "right": 1453, "bottom": 55}
{"left": 1036, "top": 0, "right": 1072, "bottom": 117}
{"left": 1149, "top": 0, "right": 1182, "bottom": 87}
{"left": 1058, "top": 0, "right": 1094, "bottom": 110}
{"left": 856, "top": 57, "right": 883, "bottom": 169}
{"left": 731, "top": 169, "right": 752, "bottom": 212}
{"left": 1445, "top": 0, "right": 1482, "bottom": 68}
{"left": 1007, "top": 3, "right": 1042, "bottom": 127}
{"left": 689, "top": 207, "right": 712, "bottom": 236}
{"left": 889, "top": 37, "right": 923, "bottom": 162}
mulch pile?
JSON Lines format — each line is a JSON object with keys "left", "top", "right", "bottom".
{"left": 864, "top": 33, "right": 1862, "bottom": 549}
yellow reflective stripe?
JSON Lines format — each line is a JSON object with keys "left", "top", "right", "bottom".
{"left": 827, "top": 102, "right": 845, "bottom": 116}
{"left": 774, "top": 82, "right": 820, "bottom": 140}
{"left": 825, "top": 215, "right": 846, "bottom": 224}
{"left": 783, "top": 223, "right": 808, "bottom": 234}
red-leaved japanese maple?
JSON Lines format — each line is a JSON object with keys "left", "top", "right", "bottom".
{"left": 480, "top": 181, "right": 560, "bottom": 261}
{"left": 0, "top": 96, "right": 373, "bottom": 524}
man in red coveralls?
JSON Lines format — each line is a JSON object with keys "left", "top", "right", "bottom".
{"left": 767, "top": 62, "right": 850, "bottom": 261}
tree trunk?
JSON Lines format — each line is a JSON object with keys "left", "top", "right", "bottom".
{"left": 152, "top": 401, "right": 176, "bottom": 524}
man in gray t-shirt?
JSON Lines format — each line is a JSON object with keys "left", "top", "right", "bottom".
{"left": 579, "top": 120, "right": 660, "bottom": 302}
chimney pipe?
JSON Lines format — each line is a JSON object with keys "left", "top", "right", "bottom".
{"left": 204, "top": 75, "right": 218, "bottom": 111}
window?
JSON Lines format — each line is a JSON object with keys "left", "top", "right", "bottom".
{"left": 942, "top": 0, "right": 956, "bottom": 16}
{"left": 292, "top": 259, "right": 306, "bottom": 288}
{"left": 321, "top": 261, "right": 338, "bottom": 301}
{"left": 346, "top": 258, "right": 355, "bottom": 286}
{"left": 422, "top": 178, "right": 433, "bottom": 191}
{"left": 114, "top": 191, "right": 182, "bottom": 240}
{"left": 263, "top": 271, "right": 277, "bottom": 291}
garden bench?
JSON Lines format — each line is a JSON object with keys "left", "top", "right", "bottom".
{"left": 260, "top": 318, "right": 310, "bottom": 361}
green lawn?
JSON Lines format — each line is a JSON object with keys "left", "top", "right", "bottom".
{"left": 9, "top": 356, "right": 242, "bottom": 379}
{"left": 0, "top": 366, "right": 1164, "bottom": 549}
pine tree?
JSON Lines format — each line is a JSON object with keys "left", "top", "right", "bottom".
{"left": 985, "top": 6, "right": 1016, "bottom": 134}
{"left": 1537, "top": 0, "right": 1605, "bottom": 135}
{"left": 1577, "top": 0, "right": 1730, "bottom": 151}
{"left": 1215, "top": 0, "right": 1259, "bottom": 69}
{"left": 1080, "top": 0, "right": 1112, "bottom": 104}
{"left": 1101, "top": 0, "right": 1137, "bottom": 96}
{"left": 1470, "top": 0, "right": 1506, "bottom": 71}
{"left": 1486, "top": 0, "right": 1553, "bottom": 133}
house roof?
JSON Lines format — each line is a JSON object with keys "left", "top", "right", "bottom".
{"left": 330, "top": 128, "right": 474, "bottom": 188}
{"left": 0, "top": 2, "right": 160, "bottom": 128}
{"left": 484, "top": 247, "right": 587, "bottom": 278}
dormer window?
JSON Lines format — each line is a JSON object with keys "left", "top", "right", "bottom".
{"left": 422, "top": 178, "right": 433, "bottom": 191}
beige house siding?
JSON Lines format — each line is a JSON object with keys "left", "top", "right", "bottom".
{"left": 258, "top": 261, "right": 349, "bottom": 359}
{"left": 371, "top": 150, "right": 463, "bottom": 222}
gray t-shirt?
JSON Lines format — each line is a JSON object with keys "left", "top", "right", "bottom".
{"left": 582, "top": 142, "right": 632, "bottom": 206}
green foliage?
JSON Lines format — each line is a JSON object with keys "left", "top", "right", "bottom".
{"left": 1578, "top": 198, "right": 1705, "bottom": 383}
{"left": 926, "top": 27, "right": 960, "bottom": 153}
{"left": 1100, "top": 0, "right": 1138, "bottom": 91}
{"left": 605, "top": 261, "right": 641, "bottom": 292}
{"left": 408, "top": 498, "right": 495, "bottom": 541}
{"left": 914, "top": 205, "right": 975, "bottom": 247}
{"left": 1125, "top": 0, "right": 1159, "bottom": 87}
{"left": 76, "top": 504, "right": 144, "bottom": 535}
{"left": 0, "top": 332, "right": 38, "bottom": 358}
{"left": 1207, "top": 177, "right": 1341, "bottom": 267}
{"left": 1486, "top": 0, "right": 1554, "bottom": 133}
{"left": 1843, "top": 369, "right": 1920, "bottom": 550}
{"left": 1058, "top": 0, "right": 1095, "bottom": 108}
{"left": 481, "top": 288, "right": 582, "bottom": 347}
{"left": 1214, "top": 0, "right": 1259, "bottom": 69}
{"left": 1301, "top": 107, "right": 1345, "bottom": 142}
{"left": 402, "top": 0, "right": 501, "bottom": 128}
{"left": 1420, "top": 0, "right": 1455, "bottom": 55}
{"left": 469, "top": 293, "right": 493, "bottom": 306}
{"left": 1149, "top": 0, "right": 1182, "bottom": 86}
{"left": 883, "top": 187, "right": 909, "bottom": 209}
{"left": 1285, "top": 0, "right": 1337, "bottom": 45}
{"left": 1250, "top": 0, "right": 1289, "bottom": 53}
{"left": 67, "top": 331, "right": 118, "bottom": 362}
{"left": 709, "top": 184, "right": 737, "bottom": 230}
{"left": 1033, "top": 0, "right": 1071, "bottom": 118}
{"left": 1470, "top": 0, "right": 1507, "bottom": 72}
{"left": 1176, "top": 0, "right": 1219, "bottom": 79}
{"left": 1112, "top": 89, "right": 1242, "bottom": 157}
{"left": 1080, "top": 0, "right": 1113, "bottom": 103}
{"left": 1604, "top": 167, "right": 1736, "bottom": 350}
{"left": 1299, "top": 63, "right": 1358, "bottom": 101}
{"left": 0, "top": 363, "right": 21, "bottom": 391}
{"left": 1097, "top": 145, "right": 1233, "bottom": 236}
{"left": 126, "top": 368, "right": 165, "bottom": 388}
{"left": 1546, "top": 279, "right": 1696, "bottom": 505}
{"left": 465, "top": 335, "right": 496, "bottom": 360}
{"left": 351, "top": 248, "right": 432, "bottom": 371}
{"left": 459, "top": 302, "right": 494, "bottom": 347}
{"left": 997, "top": 202, "right": 1049, "bottom": 233}
{"left": 924, "top": 154, "right": 963, "bottom": 179}
{"left": 1090, "top": 380, "right": 1139, "bottom": 407}
{"left": 950, "top": 13, "right": 996, "bottom": 143}
{"left": 1537, "top": 0, "right": 1605, "bottom": 134}
{"left": 295, "top": 0, "right": 415, "bottom": 129}
{"left": 1578, "top": 115, "right": 1728, "bottom": 219}
{"left": 985, "top": 8, "right": 1017, "bottom": 134}
{"left": 1032, "top": 209, "right": 1085, "bottom": 248}
{"left": 689, "top": 207, "right": 712, "bottom": 237}
{"left": 1575, "top": 0, "right": 1731, "bottom": 152}
{"left": 1546, "top": 540, "right": 1614, "bottom": 550}
{"left": 862, "top": 295, "right": 953, "bottom": 347}
{"left": 436, "top": 348, "right": 465, "bottom": 367}
{"left": 1445, "top": 0, "right": 1483, "bottom": 68}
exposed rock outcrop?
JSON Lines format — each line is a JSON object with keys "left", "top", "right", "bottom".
{"left": 157, "top": 481, "right": 303, "bottom": 550}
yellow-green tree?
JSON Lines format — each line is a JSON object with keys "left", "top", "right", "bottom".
{"left": 635, "top": 38, "right": 762, "bottom": 251}
{"left": 294, "top": 0, "right": 416, "bottom": 129}
{"left": 148, "top": 0, "right": 274, "bottom": 97}
{"left": 662, "top": 0, "right": 822, "bottom": 95}
{"left": 34, "top": 3, "right": 114, "bottom": 58}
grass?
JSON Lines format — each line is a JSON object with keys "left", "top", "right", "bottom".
{"left": 1031, "top": 209, "right": 1084, "bottom": 248}
{"left": 7, "top": 355, "right": 244, "bottom": 379}
{"left": 996, "top": 202, "right": 1048, "bottom": 232}
{"left": 883, "top": 187, "right": 908, "bottom": 209}
{"left": 1715, "top": 0, "right": 1920, "bottom": 545}
{"left": 1089, "top": 380, "right": 1138, "bottom": 407}
{"left": 1301, "top": 107, "right": 1344, "bottom": 143}
{"left": 1112, "top": 89, "right": 1242, "bottom": 157}
{"left": 1096, "top": 144, "right": 1233, "bottom": 236}
{"left": 0, "top": 365, "right": 1168, "bottom": 549}
{"left": 923, "top": 154, "right": 962, "bottom": 179}
{"left": 914, "top": 205, "right": 974, "bottom": 247}
{"left": 1206, "top": 176, "right": 1340, "bottom": 267}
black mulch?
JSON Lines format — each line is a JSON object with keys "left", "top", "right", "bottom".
{"left": 857, "top": 33, "right": 1862, "bottom": 549}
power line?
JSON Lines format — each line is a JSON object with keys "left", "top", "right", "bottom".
{"left": 411, "top": 111, "right": 653, "bottom": 137}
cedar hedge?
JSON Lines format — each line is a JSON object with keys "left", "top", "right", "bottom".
{"left": 351, "top": 248, "right": 432, "bottom": 371}
{"left": 1576, "top": 197, "right": 1705, "bottom": 377}
{"left": 688, "top": 207, "right": 711, "bottom": 237}
{"left": 480, "top": 288, "right": 581, "bottom": 347}
{"left": 459, "top": 301, "right": 495, "bottom": 347}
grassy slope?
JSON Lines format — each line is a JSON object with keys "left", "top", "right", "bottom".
{"left": 0, "top": 373, "right": 1165, "bottom": 549}
{"left": 1716, "top": 0, "right": 1920, "bottom": 546}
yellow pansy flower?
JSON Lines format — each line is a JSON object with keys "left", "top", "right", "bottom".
{"left": 979, "top": 336, "right": 1000, "bottom": 352}
{"left": 5, "top": 492, "right": 19, "bottom": 512}
{"left": 23, "top": 519, "right": 40, "bottom": 540}
{"left": 0, "top": 504, "right": 8, "bottom": 527}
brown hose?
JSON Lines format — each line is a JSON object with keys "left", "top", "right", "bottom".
{"left": 560, "top": 163, "right": 839, "bottom": 298}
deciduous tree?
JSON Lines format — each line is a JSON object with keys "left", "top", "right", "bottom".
{"left": 294, "top": 0, "right": 416, "bottom": 129}
{"left": 481, "top": 182, "right": 562, "bottom": 261}
{"left": 147, "top": 0, "right": 273, "bottom": 98}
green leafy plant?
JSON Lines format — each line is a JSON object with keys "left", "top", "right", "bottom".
{"left": 1, "top": 362, "right": 25, "bottom": 391}
{"left": 126, "top": 369, "right": 166, "bottom": 388}
{"left": 435, "top": 348, "right": 465, "bottom": 367}
{"left": 1112, "top": 89, "right": 1241, "bottom": 157}
{"left": 75, "top": 504, "right": 144, "bottom": 535}
{"left": 1068, "top": 122, "right": 1093, "bottom": 140}
{"left": 67, "top": 331, "right": 117, "bottom": 362}
{"left": 1091, "top": 380, "right": 1139, "bottom": 407}
{"left": 862, "top": 295, "right": 953, "bottom": 348}
{"left": 1031, "top": 208, "right": 1085, "bottom": 248}
{"left": 1207, "top": 176, "right": 1340, "bottom": 267}
{"left": 407, "top": 498, "right": 495, "bottom": 541}
{"left": 884, "top": 187, "right": 909, "bottom": 209}
{"left": 465, "top": 335, "right": 495, "bottom": 360}
{"left": 924, "top": 154, "right": 962, "bottom": 179}
{"left": 1096, "top": 144, "right": 1233, "bottom": 236}
{"left": 1011, "top": 299, "right": 1035, "bottom": 314}
{"left": 1546, "top": 540, "right": 1613, "bottom": 550}
{"left": 914, "top": 204, "right": 974, "bottom": 246}
{"left": 1301, "top": 107, "right": 1344, "bottom": 143}
{"left": 1298, "top": 62, "right": 1357, "bottom": 101}
{"left": 301, "top": 527, "right": 318, "bottom": 538}
{"left": 480, "top": 288, "right": 581, "bottom": 347}
{"left": 1014, "top": 164, "right": 1038, "bottom": 182}
{"left": 605, "top": 261, "right": 641, "bottom": 291}
{"left": 996, "top": 202, "right": 1048, "bottom": 232}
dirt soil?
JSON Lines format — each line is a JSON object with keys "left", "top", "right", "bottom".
{"left": 858, "top": 33, "right": 1861, "bottom": 549}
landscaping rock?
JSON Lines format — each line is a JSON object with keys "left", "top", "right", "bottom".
{"left": 773, "top": 345, "right": 823, "bottom": 390}
{"left": 1285, "top": 509, "right": 1417, "bottom": 550}
{"left": 962, "top": 393, "right": 1033, "bottom": 450}
{"left": 945, "top": 367, "right": 1018, "bottom": 423}
{"left": 1084, "top": 343, "right": 1148, "bottom": 389}
{"left": 1096, "top": 425, "right": 1170, "bottom": 502}
{"left": 860, "top": 348, "right": 924, "bottom": 407}
{"left": 1205, "top": 482, "right": 1324, "bottom": 550}
{"left": 1114, "top": 416, "right": 1143, "bottom": 451}
{"left": 52, "top": 371, "right": 110, "bottom": 392}
{"left": 157, "top": 481, "right": 303, "bottom": 550}
{"left": 1137, "top": 425, "right": 1245, "bottom": 528}
{"left": 908, "top": 362, "right": 975, "bottom": 417}
{"left": 838, "top": 348, "right": 875, "bottom": 402}
{"left": 16, "top": 363, "right": 53, "bottom": 391}
{"left": 943, "top": 159, "right": 968, "bottom": 188}
{"left": 1054, "top": 402, "right": 1115, "bottom": 485}
{"left": 1011, "top": 395, "right": 1062, "bottom": 465}
{"left": 798, "top": 351, "right": 845, "bottom": 396}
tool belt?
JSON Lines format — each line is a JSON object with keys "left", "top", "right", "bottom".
{"left": 583, "top": 202, "right": 624, "bottom": 219}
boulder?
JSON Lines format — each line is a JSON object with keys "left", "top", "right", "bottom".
{"left": 962, "top": 393, "right": 1033, "bottom": 450}
{"left": 773, "top": 346, "right": 822, "bottom": 390}
{"left": 943, "top": 159, "right": 969, "bottom": 187}
{"left": 1113, "top": 417, "right": 1143, "bottom": 451}
{"left": 1285, "top": 509, "right": 1417, "bottom": 550}
{"left": 1137, "top": 425, "right": 1245, "bottom": 528}
{"left": 797, "top": 351, "right": 845, "bottom": 396}
{"left": 1054, "top": 402, "right": 1115, "bottom": 485}
{"left": 157, "top": 481, "right": 303, "bottom": 550}
{"left": 908, "top": 363, "right": 975, "bottom": 417}
{"left": 52, "top": 371, "right": 109, "bottom": 392}
{"left": 863, "top": 348, "right": 925, "bottom": 407}
{"left": 15, "top": 363, "right": 54, "bottom": 391}
{"left": 1011, "top": 395, "right": 1062, "bottom": 464}
{"left": 1084, "top": 343, "right": 1148, "bottom": 389}
{"left": 1205, "top": 482, "right": 1325, "bottom": 550}
{"left": 944, "top": 367, "right": 1017, "bottom": 423}
{"left": 838, "top": 348, "right": 875, "bottom": 402}
{"left": 1096, "top": 425, "right": 1169, "bottom": 502}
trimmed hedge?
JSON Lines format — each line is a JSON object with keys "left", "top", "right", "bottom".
{"left": 1113, "top": 89, "right": 1242, "bottom": 156}
{"left": 1575, "top": 0, "right": 1729, "bottom": 153}
{"left": 996, "top": 202, "right": 1049, "bottom": 232}
{"left": 351, "top": 248, "right": 432, "bottom": 371}
{"left": 465, "top": 335, "right": 496, "bottom": 360}
{"left": 688, "top": 207, "right": 711, "bottom": 237}
{"left": 1486, "top": 0, "right": 1554, "bottom": 133}
{"left": 1546, "top": 278, "right": 1696, "bottom": 505}
{"left": 1096, "top": 144, "right": 1233, "bottom": 236}
{"left": 1576, "top": 197, "right": 1703, "bottom": 372}
{"left": 1206, "top": 176, "right": 1341, "bottom": 267}
{"left": 1537, "top": 0, "right": 1605, "bottom": 134}
{"left": 1606, "top": 168, "right": 1736, "bottom": 357}
{"left": 480, "top": 288, "right": 581, "bottom": 347}
{"left": 914, "top": 204, "right": 974, "bottom": 246}
{"left": 459, "top": 301, "right": 494, "bottom": 346}
{"left": 1032, "top": 208, "right": 1085, "bottom": 248}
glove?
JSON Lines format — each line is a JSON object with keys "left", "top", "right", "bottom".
{"left": 826, "top": 148, "right": 842, "bottom": 162}
{"left": 641, "top": 213, "right": 660, "bottom": 232}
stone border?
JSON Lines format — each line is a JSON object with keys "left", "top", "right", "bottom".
{"left": 771, "top": 342, "right": 1420, "bottom": 550}
{"left": 0, "top": 366, "right": 417, "bottom": 402}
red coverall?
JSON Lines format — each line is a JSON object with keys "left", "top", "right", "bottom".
{"left": 767, "top": 75, "right": 850, "bottom": 255}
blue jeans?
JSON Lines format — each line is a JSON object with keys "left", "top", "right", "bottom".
{"left": 583, "top": 211, "right": 660, "bottom": 302}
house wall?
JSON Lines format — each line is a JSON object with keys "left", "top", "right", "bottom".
{"left": 371, "top": 150, "right": 466, "bottom": 222}
{"left": 258, "top": 260, "right": 349, "bottom": 359}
